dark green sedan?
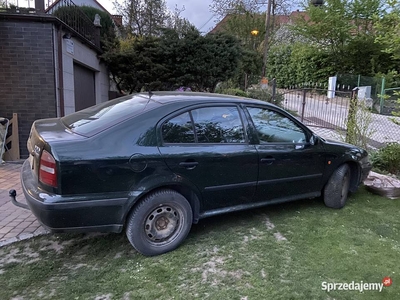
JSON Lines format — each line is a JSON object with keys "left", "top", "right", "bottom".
{"left": 13, "top": 92, "right": 371, "bottom": 256}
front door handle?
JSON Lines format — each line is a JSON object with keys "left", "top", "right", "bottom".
{"left": 260, "top": 157, "right": 275, "bottom": 165}
{"left": 179, "top": 161, "right": 199, "bottom": 170}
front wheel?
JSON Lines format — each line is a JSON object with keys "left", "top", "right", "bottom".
{"left": 323, "top": 164, "right": 351, "bottom": 209}
{"left": 126, "top": 189, "right": 193, "bottom": 256}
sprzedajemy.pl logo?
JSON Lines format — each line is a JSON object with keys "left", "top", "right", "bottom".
{"left": 322, "top": 277, "right": 392, "bottom": 293}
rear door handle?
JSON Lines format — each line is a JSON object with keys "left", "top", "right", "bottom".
{"left": 260, "top": 157, "right": 275, "bottom": 165}
{"left": 179, "top": 161, "right": 199, "bottom": 170}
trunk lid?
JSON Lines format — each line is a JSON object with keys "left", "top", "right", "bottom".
{"left": 27, "top": 118, "right": 85, "bottom": 178}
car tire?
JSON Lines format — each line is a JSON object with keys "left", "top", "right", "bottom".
{"left": 126, "top": 189, "right": 193, "bottom": 256}
{"left": 323, "top": 164, "right": 351, "bottom": 209}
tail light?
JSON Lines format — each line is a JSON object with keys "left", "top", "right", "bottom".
{"left": 39, "top": 150, "right": 57, "bottom": 187}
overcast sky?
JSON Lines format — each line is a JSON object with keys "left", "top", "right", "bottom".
{"left": 97, "top": 0, "right": 217, "bottom": 33}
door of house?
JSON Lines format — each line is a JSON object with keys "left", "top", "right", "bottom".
{"left": 74, "top": 63, "right": 95, "bottom": 112}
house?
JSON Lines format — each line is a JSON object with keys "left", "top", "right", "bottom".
{"left": 209, "top": 10, "right": 309, "bottom": 35}
{"left": 0, "top": 0, "right": 116, "bottom": 158}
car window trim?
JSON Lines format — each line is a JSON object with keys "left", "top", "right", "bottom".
{"left": 243, "top": 104, "right": 312, "bottom": 145}
{"left": 159, "top": 104, "right": 250, "bottom": 146}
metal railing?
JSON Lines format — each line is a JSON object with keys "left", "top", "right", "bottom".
{"left": 280, "top": 88, "right": 400, "bottom": 149}
{"left": 47, "top": 0, "right": 99, "bottom": 48}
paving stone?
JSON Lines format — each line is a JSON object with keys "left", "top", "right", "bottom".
{"left": 0, "top": 163, "right": 48, "bottom": 245}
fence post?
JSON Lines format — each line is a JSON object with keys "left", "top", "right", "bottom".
{"left": 346, "top": 88, "right": 359, "bottom": 144}
{"left": 379, "top": 77, "right": 385, "bottom": 114}
{"left": 301, "top": 89, "right": 306, "bottom": 122}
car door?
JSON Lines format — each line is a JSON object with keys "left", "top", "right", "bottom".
{"left": 245, "top": 105, "right": 326, "bottom": 203}
{"left": 158, "top": 105, "right": 259, "bottom": 212}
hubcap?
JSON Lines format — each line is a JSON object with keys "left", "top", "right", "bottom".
{"left": 145, "top": 205, "right": 180, "bottom": 243}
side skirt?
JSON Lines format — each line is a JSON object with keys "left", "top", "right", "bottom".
{"left": 198, "top": 192, "right": 321, "bottom": 219}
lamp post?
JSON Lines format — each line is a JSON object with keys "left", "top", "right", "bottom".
{"left": 262, "top": 0, "right": 273, "bottom": 77}
{"left": 251, "top": 29, "right": 259, "bottom": 49}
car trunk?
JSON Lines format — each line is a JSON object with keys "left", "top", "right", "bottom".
{"left": 27, "top": 118, "right": 86, "bottom": 191}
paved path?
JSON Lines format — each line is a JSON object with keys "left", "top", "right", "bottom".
{"left": 0, "top": 162, "right": 47, "bottom": 246}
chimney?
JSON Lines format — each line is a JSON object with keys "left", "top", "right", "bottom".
{"left": 111, "top": 15, "right": 123, "bottom": 27}
{"left": 35, "top": 0, "right": 45, "bottom": 13}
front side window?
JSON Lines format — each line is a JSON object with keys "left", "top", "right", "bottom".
{"left": 247, "top": 107, "right": 307, "bottom": 143}
{"left": 162, "top": 112, "right": 195, "bottom": 143}
{"left": 191, "top": 106, "right": 245, "bottom": 143}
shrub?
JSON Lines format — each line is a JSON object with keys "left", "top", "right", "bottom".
{"left": 246, "top": 89, "right": 284, "bottom": 107}
{"left": 218, "top": 88, "right": 247, "bottom": 97}
{"left": 370, "top": 142, "right": 400, "bottom": 177}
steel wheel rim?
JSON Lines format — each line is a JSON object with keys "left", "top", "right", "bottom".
{"left": 144, "top": 205, "right": 182, "bottom": 245}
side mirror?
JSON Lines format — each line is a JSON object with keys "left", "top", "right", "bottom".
{"left": 309, "top": 134, "right": 317, "bottom": 146}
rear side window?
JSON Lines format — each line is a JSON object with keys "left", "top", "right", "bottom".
{"left": 162, "top": 112, "right": 195, "bottom": 143}
{"left": 192, "top": 107, "right": 245, "bottom": 143}
{"left": 61, "top": 94, "right": 149, "bottom": 137}
{"left": 162, "top": 106, "right": 245, "bottom": 144}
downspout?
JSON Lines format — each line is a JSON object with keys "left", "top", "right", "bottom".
{"left": 57, "top": 26, "right": 65, "bottom": 117}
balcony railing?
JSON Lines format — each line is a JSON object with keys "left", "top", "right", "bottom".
{"left": 46, "top": 0, "right": 100, "bottom": 48}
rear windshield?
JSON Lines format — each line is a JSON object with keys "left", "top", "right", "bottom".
{"left": 61, "top": 94, "right": 150, "bottom": 137}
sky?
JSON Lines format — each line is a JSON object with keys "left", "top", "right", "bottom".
{"left": 10, "top": 0, "right": 218, "bottom": 32}
{"left": 97, "top": 0, "right": 217, "bottom": 33}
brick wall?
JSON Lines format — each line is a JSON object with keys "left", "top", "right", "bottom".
{"left": 0, "top": 20, "right": 57, "bottom": 158}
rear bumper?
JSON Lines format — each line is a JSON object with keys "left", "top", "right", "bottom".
{"left": 18, "top": 159, "right": 132, "bottom": 233}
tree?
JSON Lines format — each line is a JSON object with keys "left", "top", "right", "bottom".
{"left": 375, "top": 0, "right": 400, "bottom": 60}
{"left": 264, "top": 0, "right": 392, "bottom": 84}
{"left": 102, "top": 27, "right": 242, "bottom": 93}
{"left": 113, "top": 0, "right": 170, "bottom": 36}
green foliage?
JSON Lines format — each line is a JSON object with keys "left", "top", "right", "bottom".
{"left": 267, "top": 0, "right": 392, "bottom": 85}
{"left": 266, "top": 43, "right": 334, "bottom": 87}
{"left": 233, "top": 48, "right": 263, "bottom": 89}
{"left": 217, "top": 87, "right": 284, "bottom": 107}
{"left": 344, "top": 97, "right": 375, "bottom": 150}
{"left": 224, "top": 10, "right": 266, "bottom": 51}
{"left": 53, "top": 6, "right": 116, "bottom": 50}
{"left": 102, "top": 28, "right": 241, "bottom": 93}
{"left": 79, "top": 6, "right": 117, "bottom": 50}
{"left": 370, "top": 142, "right": 400, "bottom": 176}
{"left": 217, "top": 88, "right": 248, "bottom": 97}
{"left": 247, "top": 89, "right": 284, "bottom": 106}
{"left": 374, "top": 0, "right": 400, "bottom": 60}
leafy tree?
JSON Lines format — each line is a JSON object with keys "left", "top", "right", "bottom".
{"left": 113, "top": 0, "right": 170, "bottom": 36}
{"left": 374, "top": 0, "right": 400, "bottom": 60}
{"left": 102, "top": 28, "right": 242, "bottom": 93}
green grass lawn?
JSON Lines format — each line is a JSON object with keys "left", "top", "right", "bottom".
{"left": 1, "top": 187, "right": 399, "bottom": 300}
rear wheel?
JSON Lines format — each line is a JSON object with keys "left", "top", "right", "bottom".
{"left": 126, "top": 189, "right": 192, "bottom": 256}
{"left": 323, "top": 164, "right": 351, "bottom": 209}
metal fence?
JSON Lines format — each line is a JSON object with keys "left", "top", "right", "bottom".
{"left": 278, "top": 88, "right": 400, "bottom": 149}
{"left": 47, "top": 0, "right": 100, "bottom": 48}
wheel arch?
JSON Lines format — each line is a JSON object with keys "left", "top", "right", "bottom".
{"left": 346, "top": 161, "right": 361, "bottom": 193}
{"left": 322, "top": 160, "right": 361, "bottom": 193}
{"left": 123, "top": 183, "right": 201, "bottom": 228}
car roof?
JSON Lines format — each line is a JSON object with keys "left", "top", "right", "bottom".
{"left": 138, "top": 91, "right": 276, "bottom": 108}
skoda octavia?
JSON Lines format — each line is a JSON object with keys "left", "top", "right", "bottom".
{"left": 13, "top": 92, "right": 371, "bottom": 256}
